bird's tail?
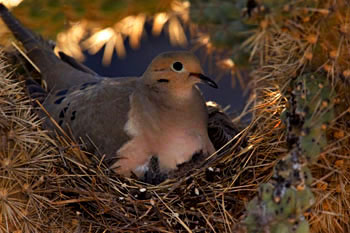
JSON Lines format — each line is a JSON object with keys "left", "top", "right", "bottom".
{"left": 0, "top": 4, "right": 59, "bottom": 73}
{"left": 0, "top": 4, "right": 54, "bottom": 52}
{"left": 0, "top": 4, "right": 97, "bottom": 91}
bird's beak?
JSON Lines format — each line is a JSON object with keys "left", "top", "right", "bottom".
{"left": 190, "top": 73, "right": 218, "bottom": 88}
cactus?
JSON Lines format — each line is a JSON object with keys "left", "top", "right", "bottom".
{"left": 190, "top": 0, "right": 350, "bottom": 75}
{"left": 243, "top": 72, "right": 334, "bottom": 233}
{"left": 189, "top": 0, "right": 350, "bottom": 231}
{"left": 0, "top": 0, "right": 349, "bottom": 232}
{"left": 0, "top": 51, "right": 57, "bottom": 232}
{"left": 190, "top": 0, "right": 253, "bottom": 67}
{"left": 292, "top": 74, "right": 334, "bottom": 163}
{"left": 7, "top": 0, "right": 174, "bottom": 39}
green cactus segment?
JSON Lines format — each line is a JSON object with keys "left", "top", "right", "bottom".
{"left": 11, "top": 0, "right": 174, "bottom": 39}
{"left": 244, "top": 180, "right": 312, "bottom": 233}
{"left": 190, "top": 0, "right": 255, "bottom": 67}
{"left": 244, "top": 151, "right": 315, "bottom": 233}
{"left": 290, "top": 73, "right": 334, "bottom": 163}
{"left": 189, "top": 0, "right": 316, "bottom": 67}
{"left": 189, "top": 0, "right": 350, "bottom": 73}
{"left": 244, "top": 72, "right": 334, "bottom": 233}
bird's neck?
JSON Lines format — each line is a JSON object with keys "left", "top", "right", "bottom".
{"left": 132, "top": 83, "right": 207, "bottom": 134}
{"left": 140, "top": 83, "right": 197, "bottom": 107}
{"left": 170, "top": 86, "right": 196, "bottom": 100}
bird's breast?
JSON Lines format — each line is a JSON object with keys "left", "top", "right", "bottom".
{"left": 153, "top": 128, "right": 206, "bottom": 171}
{"left": 120, "top": 90, "right": 210, "bottom": 174}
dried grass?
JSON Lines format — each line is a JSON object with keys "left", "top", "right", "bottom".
{"left": 0, "top": 50, "right": 57, "bottom": 233}
{"left": 1, "top": 19, "right": 350, "bottom": 232}
{"left": 246, "top": 25, "right": 350, "bottom": 232}
{"left": 0, "top": 48, "right": 258, "bottom": 232}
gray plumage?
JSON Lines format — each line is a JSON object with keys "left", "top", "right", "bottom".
{"left": 0, "top": 4, "right": 218, "bottom": 178}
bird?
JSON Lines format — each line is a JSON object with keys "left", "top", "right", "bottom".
{"left": 0, "top": 4, "right": 218, "bottom": 179}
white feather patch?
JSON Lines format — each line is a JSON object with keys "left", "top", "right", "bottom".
{"left": 123, "top": 117, "right": 139, "bottom": 137}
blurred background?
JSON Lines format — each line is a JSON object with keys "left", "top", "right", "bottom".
{"left": 0, "top": 0, "right": 248, "bottom": 114}
{"left": 83, "top": 24, "right": 247, "bottom": 111}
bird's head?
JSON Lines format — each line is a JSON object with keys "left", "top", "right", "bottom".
{"left": 142, "top": 51, "right": 217, "bottom": 98}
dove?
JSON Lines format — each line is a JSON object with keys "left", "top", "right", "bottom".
{"left": 0, "top": 4, "right": 218, "bottom": 178}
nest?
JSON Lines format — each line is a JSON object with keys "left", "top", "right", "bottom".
{"left": 0, "top": 48, "right": 253, "bottom": 232}
{"left": 1, "top": 29, "right": 350, "bottom": 233}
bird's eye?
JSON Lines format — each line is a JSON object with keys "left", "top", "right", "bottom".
{"left": 171, "top": 61, "right": 184, "bottom": 72}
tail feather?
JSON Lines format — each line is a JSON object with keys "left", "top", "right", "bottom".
{"left": 0, "top": 4, "right": 52, "bottom": 52}
{"left": 0, "top": 3, "right": 98, "bottom": 91}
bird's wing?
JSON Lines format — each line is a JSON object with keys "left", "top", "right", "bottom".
{"left": 0, "top": 4, "right": 99, "bottom": 91}
{"left": 58, "top": 51, "right": 98, "bottom": 76}
{"left": 43, "top": 77, "right": 138, "bottom": 160}
{"left": 25, "top": 79, "right": 47, "bottom": 106}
